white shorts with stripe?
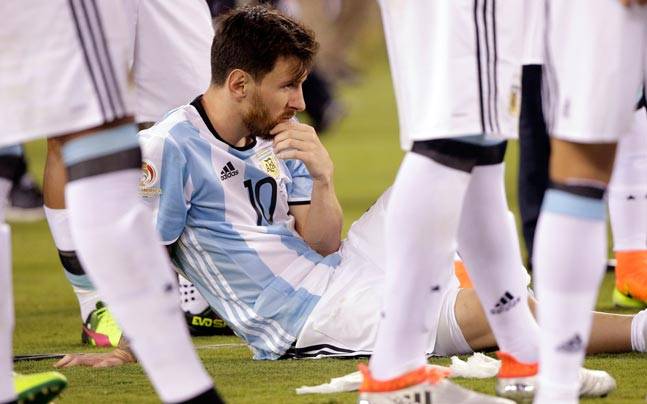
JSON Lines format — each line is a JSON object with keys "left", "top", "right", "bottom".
{"left": 0, "top": 0, "right": 132, "bottom": 146}
{"left": 124, "top": 0, "right": 212, "bottom": 124}
{"left": 377, "top": 0, "right": 525, "bottom": 150}
{"left": 0, "top": 0, "right": 212, "bottom": 147}
{"left": 293, "top": 188, "right": 472, "bottom": 358}
{"left": 544, "top": 0, "right": 647, "bottom": 143}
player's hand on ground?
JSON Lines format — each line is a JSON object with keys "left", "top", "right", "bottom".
{"left": 271, "top": 121, "right": 333, "bottom": 182}
{"left": 54, "top": 348, "right": 136, "bottom": 369}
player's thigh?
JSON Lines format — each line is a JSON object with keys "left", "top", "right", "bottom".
{"left": 377, "top": 0, "right": 524, "bottom": 145}
{"left": 550, "top": 139, "right": 617, "bottom": 184}
{"left": 0, "top": 0, "right": 133, "bottom": 146}
{"left": 545, "top": 0, "right": 647, "bottom": 142}
{"left": 131, "top": 0, "right": 213, "bottom": 123}
{"left": 611, "top": 109, "right": 647, "bottom": 186}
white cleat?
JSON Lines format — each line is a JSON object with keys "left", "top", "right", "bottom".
{"left": 579, "top": 368, "right": 616, "bottom": 397}
{"left": 359, "top": 379, "right": 515, "bottom": 404}
{"left": 358, "top": 364, "right": 514, "bottom": 404}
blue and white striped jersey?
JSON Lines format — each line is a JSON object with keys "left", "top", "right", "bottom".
{"left": 139, "top": 97, "right": 342, "bottom": 359}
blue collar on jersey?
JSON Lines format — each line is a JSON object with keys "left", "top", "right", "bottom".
{"left": 191, "top": 95, "right": 258, "bottom": 151}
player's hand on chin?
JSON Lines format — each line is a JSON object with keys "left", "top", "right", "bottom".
{"left": 54, "top": 348, "right": 136, "bottom": 369}
{"left": 270, "top": 121, "right": 333, "bottom": 182}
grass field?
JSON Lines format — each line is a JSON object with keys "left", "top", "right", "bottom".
{"left": 11, "top": 38, "right": 647, "bottom": 403}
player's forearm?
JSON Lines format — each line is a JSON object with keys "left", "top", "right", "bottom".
{"left": 302, "top": 178, "right": 343, "bottom": 256}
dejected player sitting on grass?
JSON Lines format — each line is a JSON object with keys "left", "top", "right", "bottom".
{"left": 56, "top": 5, "right": 647, "bottom": 377}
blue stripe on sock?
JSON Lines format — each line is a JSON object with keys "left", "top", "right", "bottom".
{"left": 62, "top": 124, "right": 139, "bottom": 166}
{"left": 64, "top": 271, "right": 95, "bottom": 290}
{"left": 0, "top": 145, "right": 23, "bottom": 156}
{"left": 543, "top": 189, "right": 606, "bottom": 221}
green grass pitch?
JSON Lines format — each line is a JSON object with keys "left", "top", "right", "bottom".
{"left": 11, "top": 44, "right": 647, "bottom": 403}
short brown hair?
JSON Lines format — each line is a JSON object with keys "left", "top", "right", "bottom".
{"left": 210, "top": 6, "right": 319, "bottom": 85}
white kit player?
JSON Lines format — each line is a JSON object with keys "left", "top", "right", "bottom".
{"left": 361, "top": 1, "right": 540, "bottom": 403}
{"left": 39, "top": 0, "right": 216, "bottom": 347}
{"left": 534, "top": 1, "right": 647, "bottom": 403}
{"left": 0, "top": 1, "right": 222, "bottom": 403}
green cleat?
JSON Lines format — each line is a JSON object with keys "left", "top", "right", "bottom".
{"left": 13, "top": 371, "right": 67, "bottom": 404}
{"left": 612, "top": 287, "right": 647, "bottom": 309}
{"left": 81, "top": 301, "right": 123, "bottom": 347}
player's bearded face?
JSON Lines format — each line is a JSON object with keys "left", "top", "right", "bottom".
{"left": 242, "top": 90, "right": 292, "bottom": 140}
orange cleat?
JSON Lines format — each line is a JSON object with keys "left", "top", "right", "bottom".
{"left": 454, "top": 260, "right": 474, "bottom": 289}
{"left": 495, "top": 351, "right": 538, "bottom": 403}
{"left": 613, "top": 250, "right": 647, "bottom": 308}
{"left": 358, "top": 363, "right": 513, "bottom": 404}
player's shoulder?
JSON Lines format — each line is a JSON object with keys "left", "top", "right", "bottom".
{"left": 139, "top": 105, "right": 203, "bottom": 154}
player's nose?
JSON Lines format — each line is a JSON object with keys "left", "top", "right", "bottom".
{"left": 289, "top": 87, "right": 306, "bottom": 112}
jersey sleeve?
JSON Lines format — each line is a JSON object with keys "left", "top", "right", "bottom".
{"left": 139, "top": 131, "right": 190, "bottom": 244}
{"left": 284, "top": 159, "right": 312, "bottom": 205}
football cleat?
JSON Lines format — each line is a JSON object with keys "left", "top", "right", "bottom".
{"left": 578, "top": 368, "right": 616, "bottom": 398}
{"left": 179, "top": 274, "right": 233, "bottom": 336}
{"left": 613, "top": 250, "right": 647, "bottom": 308}
{"left": 495, "top": 351, "right": 538, "bottom": 403}
{"left": 81, "top": 301, "right": 123, "bottom": 347}
{"left": 184, "top": 306, "right": 233, "bottom": 337}
{"left": 358, "top": 364, "right": 514, "bottom": 404}
{"left": 6, "top": 173, "right": 45, "bottom": 223}
{"left": 496, "top": 351, "right": 616, "bottom": 402}
{"left": 14, "top": 371, "right": 67, "bottom": 404}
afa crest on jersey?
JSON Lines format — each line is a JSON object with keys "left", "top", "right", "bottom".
{"left": 253, "top": 147, "right": 282, "bottom": 179}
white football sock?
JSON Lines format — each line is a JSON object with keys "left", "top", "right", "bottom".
{"left": 65, "top": 170, "right": 213, "bottom": 402}
{"left": 457, "top": 163, "right": 538, "bottom": 363}
{"left": 0, "top": 178, "right": 16, "bottom": 403}
{"left": 609, "top": 111, "right": 647, "bottom": 251}
{"left": 631, "top": 309, "right": 647, "bottom": 352}
{"left": 533, "top": 189, "right": 607, "bottom": 404}
{"left": 370, "top": 152, "right": 470, "bottom": 380}
{"left": 44, "top": 206, "right": 99, "bottom": 320}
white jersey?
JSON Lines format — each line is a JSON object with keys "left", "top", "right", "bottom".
{"left": 139, "top": 98, "right": 341, "bottom": 359}
{"left": 377, "top": 0, "right": 525, "bottom": 148}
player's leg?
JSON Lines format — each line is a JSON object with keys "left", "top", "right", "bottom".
{"left": 609, "top": 108, "right": 647, "bottom": 307}
{"left": 369, "top": 147, "right": 470, "bottom": 380}
{"left": 457, "top": 151, "right": 539, "bottom": 364}
{"left": 0, "top": 147, "right": 16, "bottom": 403}
{"left": 2, "top": 1, "right": 220, "bottom": 402}
{"left": 534, "top": 2, "right": 646, "bottom": 402}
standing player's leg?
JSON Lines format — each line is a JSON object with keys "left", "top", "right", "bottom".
{"left": 534, "top": 1, "right": 646, "bottom": 402}
{"left": 1, "top": 1, "right": 221, "bottom": 402}
{"left": 456, "top": 151, "right": 540, "bottom": 364}
{"left": 610, "top": 108, "right": 647, "bottom": 307}
{"left": 0, "top": 147, "right": 16, "bottom": 403}
{"left": 42, "top": 0, "right": 214, "bottom": 344}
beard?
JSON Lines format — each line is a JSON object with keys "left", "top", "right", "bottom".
{"left": 242, "top": 92, "right": 292, "bottom": 140}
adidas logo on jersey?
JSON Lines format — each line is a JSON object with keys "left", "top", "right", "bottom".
{"left": 220, "top": 162, "right": 239, "bottom": 180}
{"left": 489, "top": 291, "right": 520, "bottom": 315}
{"left": 556, "top": 333, "right": 583, "bottom": 353}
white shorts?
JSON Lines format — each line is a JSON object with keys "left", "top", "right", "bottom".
{"left": 295, "top": 189, "right": 470, "bottom": 358}
{"left": 377, "top": 0, "right": 525, "bottom": 149}
{"left": 544, "top": 0, "right": 647, "bottom": 143}
{"left": 0, "top": 0, "right": 133, "bottom": 145}
{"left": 522, "top": 0, "right": 545, "bottom": 66}
{"left": 0, "top": 0, "right": 212, "bottom": 147}
{"left": 125, "top": 0, "right": 212, "bottom": 124}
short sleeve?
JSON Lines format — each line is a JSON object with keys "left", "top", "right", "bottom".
{"left": 283, "top": 159, "right": 312, "bottom": 205}
{"left": 139, "top": 131, "right": 190, "bottom": 244}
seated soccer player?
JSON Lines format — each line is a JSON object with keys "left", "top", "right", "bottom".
{"left": 56, "top": 7, "right": 647, "bottom": 374}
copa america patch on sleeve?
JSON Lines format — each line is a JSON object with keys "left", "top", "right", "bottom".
{"left": 139, "top": 159, "right": 162, "bottom": 198}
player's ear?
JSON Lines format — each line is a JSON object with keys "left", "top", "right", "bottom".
{"left": 227, "top": 69, "right": 249, "bottom": 100}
